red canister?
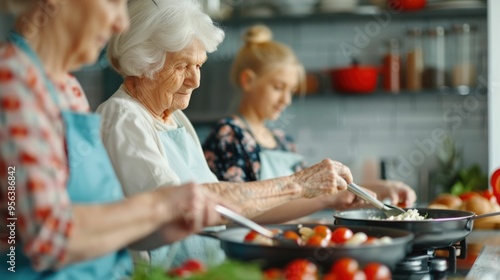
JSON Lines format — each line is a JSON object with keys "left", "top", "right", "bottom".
{"left": 329, "top": 60, "right": 379, "bottom": 94}
{"left": 388, "top": 0, "right": 426, "bottom": 11}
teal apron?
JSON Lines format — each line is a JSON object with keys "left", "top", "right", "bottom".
{"left": 1, "top": 32, "right": 132, "bottom": 280}
{"left": 238, "top": 115, "right": 304, "bottom": 180}
{"left": 149, "top": 115, "right": 224, "bottom": 269}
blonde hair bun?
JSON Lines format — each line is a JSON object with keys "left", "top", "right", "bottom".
{"left": 243, "top": 25, "right": 273, "bottom": 44}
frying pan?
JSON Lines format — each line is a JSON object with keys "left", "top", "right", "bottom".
{"left": 200, "top": 223, "right": 414, "bottom": 270}
{"left": 333, "top": 208, "right": 500, "bottom": 250}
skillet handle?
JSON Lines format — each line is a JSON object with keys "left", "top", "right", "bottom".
{"left": 471, "top": 211, "right": 500, "bottom": 220}
{"left": 465, "top": 219, "right": 473, "bottom": 231}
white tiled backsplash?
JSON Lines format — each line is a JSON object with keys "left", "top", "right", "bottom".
{"left": 286, "top": 94, "right": 487, "bottom": 198}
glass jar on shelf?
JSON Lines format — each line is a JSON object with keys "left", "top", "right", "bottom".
{"left": 382, "top": 38, "right": 401, "bottom": 93}
{"left": 405, "top": 27, "right": 424, "bottom": 91}
{"left": 423, "top": 26, "right": 447, "bottom": 90}
{"left": 450, "top": 23, "right": 478, "bottom": 95}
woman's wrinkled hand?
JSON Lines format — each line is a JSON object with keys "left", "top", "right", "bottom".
{"left": 292, "top": 159, "right": 352, "bottom": 198}
{"left": 362, "top": 179, "right": 417, "bottom": 208}
{"left": 154, "top": 183, "right": 240, "bottom": 243}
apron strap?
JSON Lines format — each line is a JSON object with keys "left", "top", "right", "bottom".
{"left": 235, "top": 113, "right": 255, "bottom": 137}
{"left": 235, "top": 113, "right": 286, "bottom": 151}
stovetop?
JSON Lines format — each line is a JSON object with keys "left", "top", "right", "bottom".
{"left": 392, "top": 239, "right": 470, "bottom": 280}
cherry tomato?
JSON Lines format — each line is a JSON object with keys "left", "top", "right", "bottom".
{"left": 168, "top": 267, "right": 192, "bottom": 278}
{"left": 363, "top": 262, "right": 392, "bottom": 280}
{"left": 263, "top": 268, "right": 282, "bottom": 280}
{"left": 181, "top": 259, "right": 205, "bottom": 273}
{"left": 283, "top": 230, "right": 302, "bottom": 245}
{"left": 363, "top": 236, "right": 378, "bottom": 245}
{"left": 284, "top": 259, "right": 318, "bottom": 279}
{"left": 330, "top": 257, "right": 360, "bottom": 279}
{"left": 313, "top": 225, "right": 332, "bottom": 240}
{"left": 244, "top": 230, "right": 259, "bottom": 242}
{"left": 305, "top": 234, "right": 328, "bottom": 247}
{"left": 331, "top": 227, "right": 354, "bottom": 244}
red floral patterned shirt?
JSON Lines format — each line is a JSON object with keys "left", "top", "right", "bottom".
{"left": 0, "top": 42, "right": 90, "bottom": 270}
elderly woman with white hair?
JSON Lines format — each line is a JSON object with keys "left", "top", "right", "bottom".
{"left": 97, "top": 0, "right": 354, "bottom": 268}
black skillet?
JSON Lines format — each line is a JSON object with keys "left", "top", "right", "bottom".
{"left": 200, "top": 223, "right": 414, "bottom": 270}
{"left": 333, "top": 208, "right": 500, "bottom": 250}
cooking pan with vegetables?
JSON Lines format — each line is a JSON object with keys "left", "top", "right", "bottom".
{"left": 200, "top": 224, "right": 414, "bottom": 270}
{"left": 333, "top": 208, "right": 500, "bottom": 250}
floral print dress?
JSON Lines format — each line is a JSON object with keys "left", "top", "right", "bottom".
{"left": 202, "top": 116, "right": 307, "bottom": 182}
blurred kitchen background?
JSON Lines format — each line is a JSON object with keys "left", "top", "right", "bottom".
{"left": 1, "top": 0, "right": 497, "bottom": 204}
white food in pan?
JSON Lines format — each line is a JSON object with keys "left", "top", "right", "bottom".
{"left": 385, "top": 209, "right": 428, "bottom": 220}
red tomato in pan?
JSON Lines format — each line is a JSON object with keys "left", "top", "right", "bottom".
{"left": 306, "top": 235, "right": 328, "bottom": 247}
{"left": 244, "top": 230, "right": 259, "bottom": 242}
{"left": 283, "top": 230, "right": 302, "bottom": 245}
{"left": 331, "top": 227, "right": 354, "bottom": 244}
{"left": 363, "top": 236, "right": 378, "bottom": 245}
{"left": 313, "top": 225, "right": 332, "bottom": 240}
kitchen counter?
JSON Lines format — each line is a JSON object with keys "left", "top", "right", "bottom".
{"left": 452, "top": 230, "right": 500, "bottom": 280}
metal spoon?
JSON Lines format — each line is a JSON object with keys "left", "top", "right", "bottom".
{"left": 215, "top": 204, "right": 298, "bottom": 246}
{"left": 347, "top": 182, "right": 407, "bottom": 218}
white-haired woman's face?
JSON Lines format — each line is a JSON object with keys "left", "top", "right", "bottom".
{"left": 154, "top": 39, "right": 207, "bottom": 112}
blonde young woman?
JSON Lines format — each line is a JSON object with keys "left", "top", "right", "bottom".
{"left": 203, "top": 25, "right": 417, "bottom": 224}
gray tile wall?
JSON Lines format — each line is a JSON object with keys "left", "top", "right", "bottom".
{"left": 194, "top": 15, "right": 488, "bottom": 203}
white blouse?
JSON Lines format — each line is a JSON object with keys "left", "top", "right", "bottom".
{"left": 96, "top": 87, "right": 205, "bottom": 196}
